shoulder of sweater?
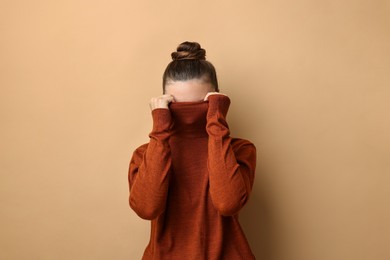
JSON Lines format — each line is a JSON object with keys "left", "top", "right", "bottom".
{"left": 131, "top": 142, "right": 149, "bottom": 158}
{"left": 231, "top": 137, "right": 256, "bottom": 151}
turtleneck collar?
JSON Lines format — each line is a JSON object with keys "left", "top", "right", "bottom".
{"left": 168, "top": 100, "right": 209, "bottom": 138}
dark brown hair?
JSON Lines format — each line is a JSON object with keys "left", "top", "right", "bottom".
{"left": 162, "top": 41, "right": 219, "bottom": 93}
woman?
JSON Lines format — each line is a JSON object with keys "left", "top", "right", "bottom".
{"left": 128, "top": 41, "right": 257, "bottom": 259}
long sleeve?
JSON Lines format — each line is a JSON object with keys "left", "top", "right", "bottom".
{"left": 128, "top": 108, "right": 173, "bottom": 220}
{"left": 206, "top": 94, "right": 257, "bottom": 216}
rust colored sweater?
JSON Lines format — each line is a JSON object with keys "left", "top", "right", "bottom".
{"left": 128, "top": 95, "right": 256, "bottom": 259}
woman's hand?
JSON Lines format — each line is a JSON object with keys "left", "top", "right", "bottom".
{"left": 204, "top": 92, "right": 228, "bottom": 101}
{"left": 149, "top": 94, "right": 175, "bottom": 111}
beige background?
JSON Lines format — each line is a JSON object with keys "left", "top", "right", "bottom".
{"left": 1, "top": 0, "right": 389, "bottom": 259}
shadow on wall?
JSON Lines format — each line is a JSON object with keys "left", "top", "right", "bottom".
{"left": 240, "top": 178, "right": 275, "bottom": 260}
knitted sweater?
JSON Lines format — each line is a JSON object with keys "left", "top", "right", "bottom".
{"left": 128, "top": 94, "right": 256, "bottom": 259}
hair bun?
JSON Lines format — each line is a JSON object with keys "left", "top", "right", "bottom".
{"left": 171, "top": 41, "right": 206, "bottom": 61}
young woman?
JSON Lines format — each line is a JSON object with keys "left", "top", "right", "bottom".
{"left": 128, "top": 41, "right": 257, "bottom": 259}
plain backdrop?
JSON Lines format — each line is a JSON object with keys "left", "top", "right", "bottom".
{"left": 1, "top": 0, "right": 389, "bottom": 259}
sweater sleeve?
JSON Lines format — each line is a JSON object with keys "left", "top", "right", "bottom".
{"left": 206, "top": 94, "right": 257, "bottom": 216}
{"left": 128, "top": 108, "right": 172, "bottom": 220}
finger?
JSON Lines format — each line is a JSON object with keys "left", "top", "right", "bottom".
{"left": 204, "top": 92, "right": 218, "bottom": 100}
{"left": 166, "top": 95, "right": 174, "bottom": 102}
{"left": 161, "top": 94, "right": 173, "bottom": 99}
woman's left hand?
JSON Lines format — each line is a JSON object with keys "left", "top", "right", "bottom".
{"left": 204, "top": 92, "right": 228, "bottom": 101}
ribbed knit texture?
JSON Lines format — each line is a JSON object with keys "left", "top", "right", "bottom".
{"left": 128, "top": 95, "right": 257, "bottom": 259}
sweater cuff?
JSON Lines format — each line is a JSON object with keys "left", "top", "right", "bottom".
{"left": 207, "top": 94, "right": 231, "bottom": 119}
{"left": 151, "top": 108, "right": 172, "bottom": 134}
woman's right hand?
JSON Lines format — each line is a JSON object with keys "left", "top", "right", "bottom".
{"left": 149, "top": 94, "right": 175, "bottom": 111}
